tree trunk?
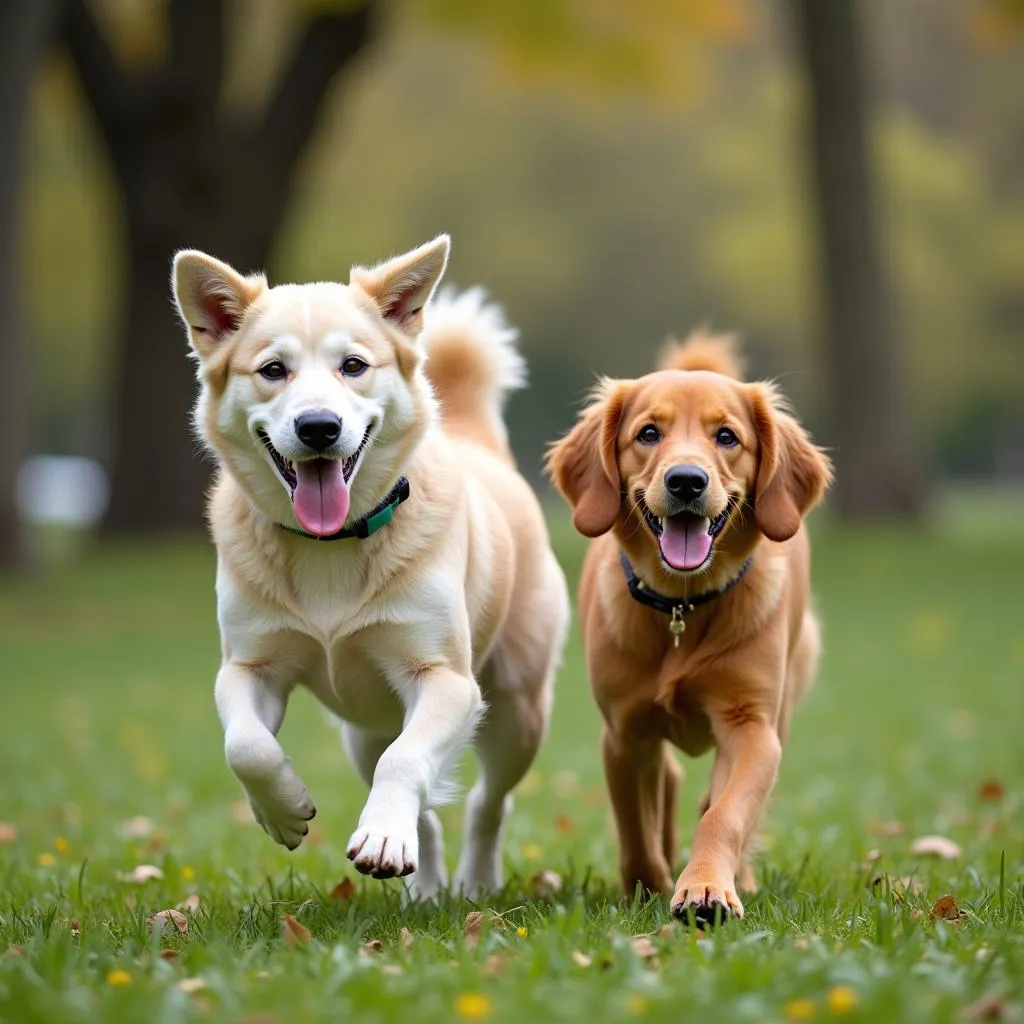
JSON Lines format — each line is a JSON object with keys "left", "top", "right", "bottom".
{"left": 793, "top": 0, "right": 927, "bottom": 518}
{"left": 0, "top": 0, "right": 56, "bottom": 568}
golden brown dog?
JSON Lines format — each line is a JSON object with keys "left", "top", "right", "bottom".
{"left": 548, "top": 333, "right": 832, "bottom": 924}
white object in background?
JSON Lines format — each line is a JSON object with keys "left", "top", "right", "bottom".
{"left": 15, "top": 456, "right": 109, "bottom": 527}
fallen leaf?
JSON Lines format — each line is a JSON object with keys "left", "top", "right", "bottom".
{"left": 630, "top": 935, "right": 658, "bottom": 960}
{"left": 362, "top": 939, "right": 384, "bottom": 954}
{"left": 281, "top": 914, "right": 311, "bottom": 947}
{"left": 978, "top": 779, "right": 1006, "bottom": 803}
{"left": 571, "top": 951, "right": 592, "bottom": 968}
{"left": 118, "top": 864, "right": 164, "bottom": 884}
{"left": 149, "top": 909, "right": 188, "bottom": 936}
{"left": 177, "top": 893, "right": 201, "bottom": 913}
{"left": 399, "top": 927, "right": 414, "bottom": 949}
{"left": 330, "top": 878, "right": 357, "bottom": 902}
{"left": 911, "top": 835, "right": 962, "bottom": 859}
{"left": 0, "top": 822, "right": 17, "bottom": 845}
{"left": 118, "top": 816, "right": 155, "bottom": 839}
{"left": 529, "top": 870, "right": 563, "bottom": 894}
{"left": 159, "top": 949, "right": 178, "bottom": 961}
{"left": 961, "top": 996, "right": 1016, "bottom": 1021}
{"left": 178, "top": 978, "right": 207, "bottom": 994}
{"left": 553, "top": 814, "right": 575, "bottom": 833}
{"left": 868, "top": 820, "right": 906, "bottom": 837}
{"left": 930, "top": 894, "right": 968, "bottom": 927}
{"left": 463, "top": 910, "right": 485, "bottom": 947}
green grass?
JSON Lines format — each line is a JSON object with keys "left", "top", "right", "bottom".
{"left": 1, "top": 508, "right": 1023, "bottom": 1023}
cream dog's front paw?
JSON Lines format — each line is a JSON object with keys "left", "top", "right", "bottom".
{"left": 346, "top": 826, "right": 418, "bottom": 879}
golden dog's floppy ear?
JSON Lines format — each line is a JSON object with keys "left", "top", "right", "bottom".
{"left": 172, "top": 251, "right": 267, "bottom": 360}
{"left": 749, "top": 384, "right": 833, "bottom": 542}
{"left": 547, "top": 382, "right": 627, "bottom": 538}
{"left": 350, "top": 235, "right": 450, "bottom": 338}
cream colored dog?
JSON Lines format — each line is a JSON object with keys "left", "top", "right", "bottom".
{"left": 171, "top": 236, "right": 569, "bottom": 898}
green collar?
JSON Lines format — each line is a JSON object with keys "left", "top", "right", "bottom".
{"left": 277, "top": 477, "right": 411, "bottom": 541}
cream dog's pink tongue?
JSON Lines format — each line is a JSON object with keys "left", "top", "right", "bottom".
{"left": 293, "top": 459, "right": 349, "bottom": 536}
{"left": 659, "top": 516, "right": 712, "bottom": 571}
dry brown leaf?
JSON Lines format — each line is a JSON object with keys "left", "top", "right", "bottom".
{"left": 399, "top": 927, "right": 414, "bottom": 949}
{"left": 159, "top": 949, "right": 178, "bottom": 961}
{"left": 571, "top": 951, "right": 593, "bottom": 968}
{"left": 979, "top": 779, "right": 1006, "bottom": 803}
{"left": 930, "top": 894, "right": 968, "bottom": 927}
{"left": 118, "top": 864, "right": 164, "bottom": 884}
{"left": 960, "top": 996, "right": 1016, "bottom": 1021}
{"left": 911, "top": 835, "right": 962, "bottom": 860}
{"left": 281, "top": 913, "right": 311, "bottom": 947}
{"left": 149, "top": 909, "right": 189, "bottom": 936}
{"left": 178, "top": 977, "right": 207, "bottom": 994}
{"left": 529, "top": 870, "right": 564, "bottom": 894}
{"left": 177, "top": 893, "right": 201, "bottom": 913}
{"left": 0, "top": 821, "right": 17, "bottom": 845}
{"left": 118, "top": 816, "right": 155, "bottom": 840}
{"left": 630, "top": 935, "right": 658, "bottom": 960}
{"left": 463, "top": 910, "right": 485, "bottom": 948}
{"left": 868, "top": 819, "right": 907, "bottom": 837}
{"left": 553, "top": 814, "right": 575, "bottom": 833}
{"left": 330, "top": 878, "right": 357, "bottom": 902}
{"left": 362, "top": 939, "right": 384, "bottom": 955}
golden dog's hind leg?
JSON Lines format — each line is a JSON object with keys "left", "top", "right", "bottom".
{"left": 603, "top": 729, "right": 676, "bottom": 896}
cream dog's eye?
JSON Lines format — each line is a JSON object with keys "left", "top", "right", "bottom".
{"left": 637, "top": 424, "right": 661, "bottom": 445}
{"left": 716, "top": 426, "right": 739, "bottom": 448}
{"left": 341, "top": 356, "right": 369, "bottom": 377}
{"left": 258, "top": 360, "right": 288, "bottom": 381}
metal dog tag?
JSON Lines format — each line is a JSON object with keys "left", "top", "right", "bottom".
{"left": 669, "top": 607, "right": 686, "bottom": 648}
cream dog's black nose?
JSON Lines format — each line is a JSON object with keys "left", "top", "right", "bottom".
{"left": 664, "top": 464, "right": 708, "bottom": 502}
{"left": 295, "top": 411, "right": 342, "bottom": 453}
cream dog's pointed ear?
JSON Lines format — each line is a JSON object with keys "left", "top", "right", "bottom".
{"left": 172, "top": 250, "right": 267, "bottom": 359}
{"left": 350, "top": 235, "right": 450, "bottom": 338}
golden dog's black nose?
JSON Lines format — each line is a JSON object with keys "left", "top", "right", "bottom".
{"left": 664, "top": 464, "right": 708, "bottom": 502}
{"left": 295, "top": 410, "right": 342, "bottom": 453}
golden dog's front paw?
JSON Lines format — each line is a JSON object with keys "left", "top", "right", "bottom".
{"left": 670, "top": 876, "right": 743, "bottom": 928}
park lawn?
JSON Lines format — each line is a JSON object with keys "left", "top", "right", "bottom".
{"left": 0, "top": 508, "right": 1022, "bottom": 1024}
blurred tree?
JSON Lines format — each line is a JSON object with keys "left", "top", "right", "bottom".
{"left": 0, "top": 1, "right": 59, "bottom": 568}
{"left": 793, "top": 0, "right": 927, "bottom": 517}
{"left": 59, "top": 0, "right": 375, "bottom": 534}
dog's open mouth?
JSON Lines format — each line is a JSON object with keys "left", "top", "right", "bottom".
{"left": 639, "top": 495, "right": 736, "bottom": 573}
{"left": 257, "top": 427, "right": 371, "bottom": 537}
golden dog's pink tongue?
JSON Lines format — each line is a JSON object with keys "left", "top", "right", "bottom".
{"left": 293, "top": 460, "right": 349, "bottom": 536}
{"left": 659, "top": 516, "right": 713, "bottom": 571}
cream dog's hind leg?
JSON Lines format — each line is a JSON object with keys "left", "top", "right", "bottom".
{"left": 216, "top": 663, "right": 316, "bottom": 850}
{"left": 340, "top": 722, "right": 449, "bottom": 901}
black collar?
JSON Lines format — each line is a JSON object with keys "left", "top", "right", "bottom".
{"left": 277, "top": 477, "right": 410, "bottom": 542}
{"left": 620, "top": 551, "right": 752, "bottom": 645}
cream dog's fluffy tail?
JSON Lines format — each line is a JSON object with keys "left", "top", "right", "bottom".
{"left": 421, "top": 286, "right": 526, "bottom": 457}
{"left": 658, "top": 328, "right": 746, "bottom": 380}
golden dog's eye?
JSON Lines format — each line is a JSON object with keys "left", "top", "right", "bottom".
{"left": 716, "top": 426, "right": 739, "bottom": 448}
{"left": 342, "top": 356, "right": 369, "bottom": 377}
{"left": 258, "top": 360, "right": 287, "bottom": 381}
{"left": 637, "top": 424, "right": 661, "bottom": 445}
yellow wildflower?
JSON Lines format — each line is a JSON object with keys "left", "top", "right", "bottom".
{"left": 54, "top": 837, "right": 69, "bottom": 854}
{"left": 785, "top": 999, "right": 817, "bottom": 1021}
{"left": 454, "top": 993, "right": 492, "bottom": 1020}
{"left": 180, "top": 865, "right": 196, "bottom": 882}
{"left": 106, "top": 969, "right": 131, "bottom": 987}
{"left": 517, "top": 926, "right": 528, "bottom": 938}
{"left": 626, "top": 994, "right": 650, "bottom": 1015}
{"left": 36, "top": 853, "right": 56, "bottom": 867}
{"left": 827, "top": 986, "right": 858, "bottom": 1014}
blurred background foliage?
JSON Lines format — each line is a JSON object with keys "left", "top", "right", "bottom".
{"left": 6, "top": 0, "right": 1024, "bottom": 560}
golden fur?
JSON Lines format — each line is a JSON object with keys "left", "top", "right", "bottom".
{"left": 548, "top": 332, "right": 832, "bottom": 923}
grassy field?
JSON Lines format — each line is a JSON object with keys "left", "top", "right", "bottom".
{"left": 1, "top": 508, "right": 1022, "bottom": 1023}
